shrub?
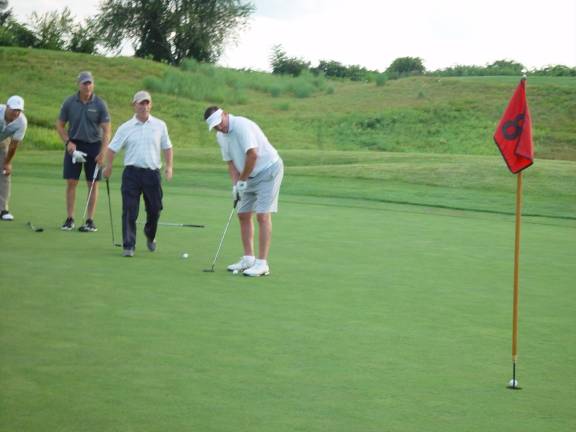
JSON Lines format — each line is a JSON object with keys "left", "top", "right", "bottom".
{"left": 386, "top": 57, "right": 425, "bottom": 76}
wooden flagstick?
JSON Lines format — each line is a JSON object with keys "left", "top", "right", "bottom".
{"left": 509, "top": 170, "right": 523, "bottom": 390}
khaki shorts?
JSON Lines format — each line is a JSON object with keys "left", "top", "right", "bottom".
{"left": 237, "top": 160, "right": 284, "bottom": 214}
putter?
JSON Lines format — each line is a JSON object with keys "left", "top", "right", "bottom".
{"left": 105, "top": 178, "right": 122, "bottom": 247}
{"left": 138, "top": 221, "right": 205, "bottom": 228}
{"left": 82, "top": 165, "right": 100, "bottom": 222}
{"left": 203, "top": 197, "right": 239, "bottom": 272}
{"left": 27, "top": 221, "right": 44, "bottom": 232}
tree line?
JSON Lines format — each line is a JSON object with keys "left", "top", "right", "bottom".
{"left": 1, "top": 0, "right": 574, "bottom": 79}
{"left": 271, "top": 46, "right": 576, "bottom": 82}
{"left": 0, "top": 0, "right": 253, "bottom": 65}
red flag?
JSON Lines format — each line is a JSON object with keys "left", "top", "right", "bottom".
{"left": 493, "top": 79, "right": 534, "bottom": 173}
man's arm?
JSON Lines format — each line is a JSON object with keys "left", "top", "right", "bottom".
{"left": 2, "top": 138, "right": 21, "bottom": 175}
{"left": 97, "top": 122, "right": 112, "bottom": 165}
{"left": 163, "top": 148, "right": 173, "bottom": 181}
{"left": 227, "top": 161, "right": 240, "bottom": 184}
{"left": 102, "top": 148, "right": 117, "bottom": 179}
{"left": 56, "top": 119, "right": 75, "bottom": 155}
{"left": 238, "top": 148, "right": 258, "bottom": 181}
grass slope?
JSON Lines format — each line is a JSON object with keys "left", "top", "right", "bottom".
{"left": 0, "top": 47, "right": 575, "bottom": 160}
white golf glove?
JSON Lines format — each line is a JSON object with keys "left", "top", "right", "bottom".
{"left": 233, "top": 180, "right": 248, "bottom": 200}
{"left": 71, "top": 150, "right": 87, "bottom": 164}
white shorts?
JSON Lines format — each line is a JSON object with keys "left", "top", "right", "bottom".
{"left": 237, "top": 160, "right": 284, "bottom": 214}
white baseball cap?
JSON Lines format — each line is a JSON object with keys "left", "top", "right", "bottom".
{"left": 133, "top": 90, "right": 152, "bottom": 104}
{"left": 6, "top": 95, "right": 24, "bottom": 111}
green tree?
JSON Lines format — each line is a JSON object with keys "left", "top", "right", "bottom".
{"left": 315, "top": 60, "right": 347, "bottom": 78}
{"left": 534, "top": 64, "right": 576, "bottom": 77}
{"left": 386, "top": 56, "right": 425, "bottom": 77}
{"left": 0, "top": 9, "right": 38, "bottom": 47}
{"left": 95, "top": 0, "right": 253, "bottom": 65}
{"left": 29, "top": 8, "right": 74, "bottom": 50}
{"left": 270, "top": 45, "right": 310, "bottom": 76}
{"left": 486, "top": 59, "right": 524, "bottom": 75}
{"left": 68, "top": 18, "right": 100, "bottom": 54}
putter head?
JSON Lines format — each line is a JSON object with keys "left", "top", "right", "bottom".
{"left": 202, "top": 267, "right": 215, "bottom": 273}
{"left": 27, "top": 222, "right": 44, "bottom": 232}
{"left": 114, "top": 243, "right": 122, "bottom": 247}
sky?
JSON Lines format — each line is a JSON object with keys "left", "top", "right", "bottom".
{"left": 9, "top": 0, "right": 576, "bottom": 72}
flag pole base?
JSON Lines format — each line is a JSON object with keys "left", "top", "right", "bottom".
{"left": 507, "top": 361, "right": 522, "bottom": 390}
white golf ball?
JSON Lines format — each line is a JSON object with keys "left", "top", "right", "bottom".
{"left": 508, "top": 379, "right": 519, "bottom": 387}
{"left": 233, "top": 270, "right": 239, "bottom": 275}
{"left": 181, "top": 252, "right": 189, "bottom": 259}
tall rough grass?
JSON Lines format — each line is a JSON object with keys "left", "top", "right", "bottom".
{"left": 144, "top": 59, "right": 334, "bottom": 103}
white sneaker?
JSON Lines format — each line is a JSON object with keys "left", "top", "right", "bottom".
{"left": 243, "top": 259, "right": 270, "bottom": 277}
{"left": 227, "top": 255, "right": 256, "bottom": 272}
{"left": 1, "top": 210, "right": 14, "bottom": 221}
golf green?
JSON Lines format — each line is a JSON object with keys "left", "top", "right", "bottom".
{"left": 1, "top": 173, "right": 574, "bottom": 432}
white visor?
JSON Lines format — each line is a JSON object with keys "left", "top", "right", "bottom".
{"left": 206, "top": 109, "right": 223, "bottom": 131}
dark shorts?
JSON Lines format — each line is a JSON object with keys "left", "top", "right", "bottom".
{"left": 63, "top": 140, "right": 102, "bottom": 181}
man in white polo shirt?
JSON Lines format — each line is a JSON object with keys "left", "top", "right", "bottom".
{"left": 1, "top": 95, "right": 27, "bottom": 221}
{"left": 204, "top": 106, "right": 284, "bottom": 277}
{"left": 103, "top": 91, "right": 173, "bottom": 257}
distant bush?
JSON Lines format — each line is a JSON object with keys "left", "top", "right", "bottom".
{"left": 375, "top": 73, "right": 388, "bottom": 86}
{"left": 289, "top": 78, "right": 315, "bottom": 98}
{"left": 533, "top": 65, "right": 576, "bottom": 77}
{"left": 271, "top": 48, "right": 388, "bottom": 85}
{"left": 429, "top": 59, "right": 576, "bottom": 77}
{"left": 270, "top": 45, "right": 310, "bottom": 77}
{"left": 386, "top": 57, "right": 426, "bottom": 77}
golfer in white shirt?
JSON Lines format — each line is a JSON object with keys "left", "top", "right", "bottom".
{"left": 0, "top": 95, "right": 27, "bottom": 221}
{"left": 204, "top": 106, "right": 284, "bottom": 277}
{"left": 104, "top": 91, "right": 173, "bottom": 257}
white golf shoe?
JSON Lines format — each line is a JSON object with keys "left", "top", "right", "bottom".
{"left": 1, "top": 210, "right": 14, "bottom": 221}
{"left": 243, "top": 259, "right": 270, "bottom": 277}
{"left": 227, "top": 255, "right": 256, "bottom": 272}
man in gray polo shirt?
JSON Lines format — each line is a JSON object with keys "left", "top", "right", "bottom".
{"left": 56, "top": 71, "right": 111, "bottom": 232}
{"left": 204, "top": 106, "right": 284, "bottom": 277}
{"left": 1, "top": 95, "right": 27, "bottom": 221}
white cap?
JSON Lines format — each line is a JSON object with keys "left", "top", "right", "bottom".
{"left": 6, "top": 95, "right": 24, "bottom": 111}
{"left": 133, "top": 90, "right": 152, "bottom": 104}
{"left": 206, "top": 108, "right": 223, "bottom": 130}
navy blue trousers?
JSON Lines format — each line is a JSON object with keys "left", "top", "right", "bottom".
{"left": 121, "top": 166, "right": 163, "bottom": 250}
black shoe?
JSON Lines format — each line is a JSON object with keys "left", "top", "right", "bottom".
{"left": 61, "top": 217, "right": 75, "bottom": 231}
{"left": 146, "top": 237, "right": 156, "bottom": 252}
{"left": 79, "top": 219, "right": 97, "bottom": 232}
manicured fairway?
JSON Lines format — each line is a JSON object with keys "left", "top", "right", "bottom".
{"left": 1, "top": 165, "right": 574, "bottom": 432}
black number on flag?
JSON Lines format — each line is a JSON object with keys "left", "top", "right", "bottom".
{"left": 502, "top": 114, "right": 525, "bottom": 140}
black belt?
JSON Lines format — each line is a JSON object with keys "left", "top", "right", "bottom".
{"left": 126, "top": 165, "right": 159, "bottom": 172}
